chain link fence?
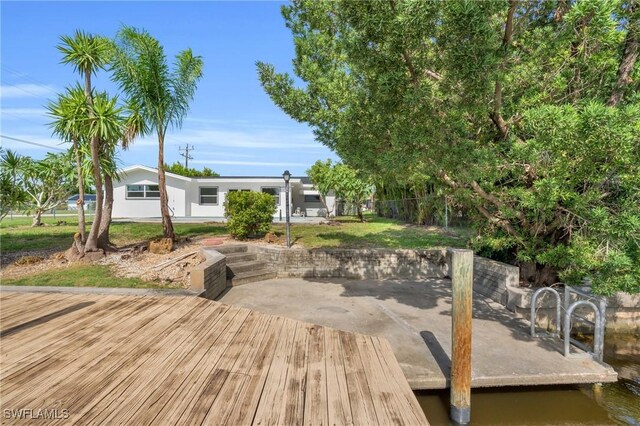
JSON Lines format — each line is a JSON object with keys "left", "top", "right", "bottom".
{"left": 372, "top": 196, "right": 469, "bottom": 228}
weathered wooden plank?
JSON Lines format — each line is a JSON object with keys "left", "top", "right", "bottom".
{"left": 371, "top": 336, "right": 430, "bottom": 425}
{"left": 199, "top": 314, "right": 278, "bottom": 425}
{"left": 251, "top": 317, "right": 299, "bottom": 426}
{"left": 130, "top": 307, "right": 249, "bottom": 425}
{"left": 303, "top": 324, "right": 328, "bottom": 426}
{"left": 222, "top": 315, "right": 287, "bottom": 426}
{"left": 0, "top": 296, "right": 164, "bottom": 386}
{"left": 0, "top": 295, "right": 129, "bottom": 359}
{"left": 281, "top": 321, "right": 310, "bottom": 426}
{"left": 5, "top": 297, "right": 208, "bottom": 411}
{"left": 339, "top": 329, "right": 379, "bottom": 425}
{"left": 79, "top": 302, "right": 231, "bottom": 424}
{"left": 324, "top": 326, "right": 353, "bottom": 426}
{"left": 177, "top": 309, "right": 264, "bottom": 425}
{"left": 0, "top": 293, "right": 428, "bottom": 426}
{"left": 48, "top": 297, "right": 211, "bottom": 424}
{"left": 0, "top": 293, "right": 80, "bottom": 330}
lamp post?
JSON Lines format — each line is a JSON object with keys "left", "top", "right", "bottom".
{"left": 282, "top": 170, "right": 291, "bottom": 248}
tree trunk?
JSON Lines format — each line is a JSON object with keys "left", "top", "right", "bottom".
{"left": 157, "top": 132, "right": 175, "bottom": 240}
{"left": 356, "top": 204, "right": 365, "bottom": 222}
{"left": 607, "top": 13, "right": 638, "bottom": 106}
{"left": 31, "top": 210, "right": 42, "bottom": 227}
{"left": 82, "top": 72, "right": 103, "bottom": 252}
{"left": 97, "top": 173, "right": 114, "bottom": 249}
{"left": 320, "top": 194, "right": 331, "bottom": 219}
{"left": 73, "top": 138, "right": 86, "bottom": 247}
{"left": 85, "top": 135, "right": 103, "bottom": 252}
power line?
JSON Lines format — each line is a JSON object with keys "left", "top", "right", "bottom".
{"left": 0, "top": 134, "right": 66, "bottom": 152}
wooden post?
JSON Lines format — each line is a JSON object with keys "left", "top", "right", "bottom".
{"left": 448, "top": 248, "right": 473, "bottom": 424}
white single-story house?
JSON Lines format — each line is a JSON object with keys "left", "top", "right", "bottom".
{"left": 66, "top": 194, "right": 97, "bottom": 210}
{"left": 112, "top": 165, "right": 335, "bottom": 219}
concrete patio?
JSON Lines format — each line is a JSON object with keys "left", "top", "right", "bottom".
{"left": 219, "top": 277, "right": 618, "bottom": 390}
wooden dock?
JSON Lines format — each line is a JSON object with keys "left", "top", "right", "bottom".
{"left": 0, "top": 292, "right": 428, "bottom": 425}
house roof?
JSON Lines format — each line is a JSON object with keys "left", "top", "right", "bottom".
{"left": 118, "top": 165, "right": 309, "bottom": 182}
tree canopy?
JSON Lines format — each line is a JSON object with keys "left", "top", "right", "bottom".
{"left": 164, "top": 162, "right": 219, "bottom": 177}
{"left": 111, "top": 26, "right": 204, "bottom": 240}
{"left": 258, "top": 0, "right": 640, "bottom": 294}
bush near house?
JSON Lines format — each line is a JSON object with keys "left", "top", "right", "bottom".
{"left": 224, "top": 191, "right": 276, "bottom": 240}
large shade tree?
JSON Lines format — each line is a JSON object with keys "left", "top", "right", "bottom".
{"left": 110, "top": 26, "right": 203, "bottom": 240}
{"left": 58, "top": 30, "right": 111, "bottom": 251}
{"left": 16, "top": 152, "right": 74, "bottom": 227}
{"left": 258, "top": 0, "right": 640, "bottom": 295}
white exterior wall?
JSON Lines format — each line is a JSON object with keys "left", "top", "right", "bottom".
{"left": 188, "top": 178, "right": 289, "bottom": 217}
{"left": 113, "top": 166, "right": 335, "bottom": 219}
{"left": 112, "top": 168, "right": 189, "bottom": 218}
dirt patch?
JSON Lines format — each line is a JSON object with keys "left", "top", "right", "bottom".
{"left": 0, "top": 235, "right": 235, "bottom": 288}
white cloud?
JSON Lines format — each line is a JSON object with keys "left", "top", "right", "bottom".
{"left": 165, "top": 128, "right": 321, "bottom": 150}
{"left": 0, "top": 84, "right": 57, "bottom": 99}
{"left": 191, "top": 160, "right": 310, "bottom": 167}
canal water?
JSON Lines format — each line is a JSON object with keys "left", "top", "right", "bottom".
{"left": 416, "top": 334, "right": 640, "bottom": 425}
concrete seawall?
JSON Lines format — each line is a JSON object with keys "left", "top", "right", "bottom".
{"left": 193, "top": 244, "right": 639, "bottom": 332}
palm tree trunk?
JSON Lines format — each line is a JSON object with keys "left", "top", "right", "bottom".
{"left": 73, "top": 138, "right": 86, "bottom": 245}
{"left": 157, "top": 132, "right": 175, "bottom": 240}
{"left": 83, "top": 73, "right": 103, "bottom": 252}
{"left": 97, "top": 173, "right": 114, "bottom": 249}
{"left": 85, "top": 135, "right": 103, "bottom": 251}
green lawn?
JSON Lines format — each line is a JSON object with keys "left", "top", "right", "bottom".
{"left": 0, "top": 217, "right": 227, "bottom": 253}
{"left": 1, "top": 214, "right": 470, "bottom": 289}
{"left": 1, "top": 264, "right": 169, "bottom": 289}
{"left": 271, "top": 214, "right": 470, "bottom": 249}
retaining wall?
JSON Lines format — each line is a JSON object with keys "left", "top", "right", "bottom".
{"left": 190, "top": 248, "right": 228, "bottom": 299}
{"left": 250, "top": 246, "right": 518, "bottom": 306}
{"left": 251, "top": 246, "right": 449, "bottom": 280}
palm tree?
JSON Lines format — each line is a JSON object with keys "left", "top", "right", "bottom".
{"left": 58, "top": 30, "right": 110, "bottom": 251}
{"left": 110, "top": 26, "right": 203, "bottom": 240}
{"left": 98, "top": 97, "right": 146, "bottom": 247}
{"left": 47, "top": 85, "right": 91, "bottom": 247}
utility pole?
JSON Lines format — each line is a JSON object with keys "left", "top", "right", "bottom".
{"left": 179, "top": 145, "right": 194, "bottom": 169}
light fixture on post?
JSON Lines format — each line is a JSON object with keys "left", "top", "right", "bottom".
{"left": 282, "top": 170, "right": 291, "bottom": 248}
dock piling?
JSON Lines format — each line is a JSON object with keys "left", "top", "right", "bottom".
{"left": 449, "top": 248, "right": 473, "bottom": 424}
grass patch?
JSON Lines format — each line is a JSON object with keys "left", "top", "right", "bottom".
{"left": 0, "top": 217, "right": 227, "bottom": 253}
{"left": 1, "top": 264, "right": 168, "bottom": 288}
{"left": 271, "top": 214, "right": 471, "bottom": 249}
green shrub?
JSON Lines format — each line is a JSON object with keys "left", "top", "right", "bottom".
{"left": 224, "top": 191, "right": 276, "bottom": 240}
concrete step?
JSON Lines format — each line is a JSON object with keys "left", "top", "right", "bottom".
{"left": 214, "top": 244, "right": 248, "bottom": 255}
{"left": 224, "top": 252, "right": 257, "bottom": 264}
{"left": 227, "top": 269, "right": 277, "bottom": 286}
{"left": 228, "top": 260, "right": 268, "bottom": 275}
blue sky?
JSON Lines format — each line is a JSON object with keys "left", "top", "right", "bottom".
{"left": 0, "top": 1, "right": 339, "bottom": 176}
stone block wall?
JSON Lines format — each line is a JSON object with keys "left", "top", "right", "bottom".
{"left": 190, "top": 248, "right": 228, "bottom": 299}
{"left": 472, "top": 256, "right": 520, "bottom": 305}
{"left": 250, "top": 246, "right": 449, "bottom": 280}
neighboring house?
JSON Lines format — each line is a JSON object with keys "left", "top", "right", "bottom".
{"left": 67, "top": 194, "right": 97, "bottom": 210}
{"left": 112, "top": 165, "right": 335, "bottom": 219}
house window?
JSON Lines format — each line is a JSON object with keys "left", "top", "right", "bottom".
{"left": 126, "top": 184, "right": 160, "bottom": 199}
{"left": 199, "top": 187, "right": 218, "bottom": 205}
{"left": 229, "top": 189, "right": 250, "bottom": 193}
{"left": 261, "top": 187, "right": 280, "bottom": 206}
{"left": 304, "top": 195, "right": 322, "bottom": 203}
